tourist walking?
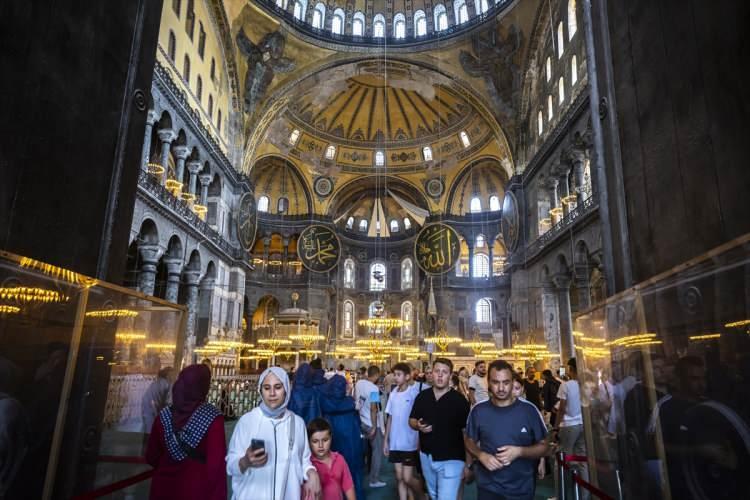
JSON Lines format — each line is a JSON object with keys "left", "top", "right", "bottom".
{"left": 226, "top": 367, "right": 321, "bottom": 500}
{"left": 288, "top": 363, "right": 322, "bottom": 425}
{"left": 469, "top": 360, "right": 489, "bottom": 406}
{"left": 145, "top": 364, "right": 226, "bottom": 500}
{"left": 409, "top": 357, "right": 471, "bottom": 500}
{"left": 556, "top": 358, "right": 588, "bottom": 499}
{"left": 465, "top": 360, "right": 548, "bottom": 500}
{"left": 355, "top": 364, "right": 386, "bottom": 488}
{"left": 308, "top": 418, "right": 356, "bottom": 500}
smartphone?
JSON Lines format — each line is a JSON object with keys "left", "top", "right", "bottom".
{"left": 559, "top": 367, "right": 566, "bottom": 377}
{"left": 250, "top": 439, "right": 265, "bottom": 452}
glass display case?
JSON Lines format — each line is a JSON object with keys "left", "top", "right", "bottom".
{"left": 572, "top": 235, "right": 750, "bottom": 499}
{"left": 0, "top": 250, "right": 186, "bottom": 499}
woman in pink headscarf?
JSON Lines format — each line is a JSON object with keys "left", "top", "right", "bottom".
{"left": 145, "top": 364, "right": 227, "bottom": 499}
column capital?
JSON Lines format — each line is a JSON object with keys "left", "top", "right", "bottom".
{"left": 137, "top": 243, "right": 161, "bottom": 264}
{"left": 172, "top": 144, "right": 190, "bottom": 160}
{"left": 566, "top": 147, "right": 587, "bottom": 165}
{"left": 163, "top": 256, "right": 183, "bottom": 276}
{"left": 544, "top": 176, "right": 559, "bottom": 190}
{"left": 552, "top": 272, "right": 572, "bottom": 289}
{"left": 199, "top": 173, "right": 213, "bottom": 185}
{"left": 182, "top": 269, "right": 201, "bottom": 286}
{"left": 157, "top": 128, "right": 177, "bottom": 143}
{"left": 187, "top": 160, "right": 203, "bottom": 174}
{"left": 147, "top": 109, "right": 160, "bottom": 125}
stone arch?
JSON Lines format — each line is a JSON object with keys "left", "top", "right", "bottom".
{"left": 138, "top": 218, "right": 159, "bottom": 245}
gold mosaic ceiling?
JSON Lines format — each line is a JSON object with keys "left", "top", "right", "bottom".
{"left": 286, "top": 73, "right": 473, "bottom": 147}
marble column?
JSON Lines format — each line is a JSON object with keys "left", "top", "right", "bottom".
{"left": 553, "top": 273, "right": 575, "bottom": 361}
{"left": 574, "top": 264, "right": 592, "bottom": 311}
{"left": 502, "top": 314, "right": 512, "bottom": 349}
{"left": 163, "top": 257, "right": 183, "bottom": 303}
{"left": 171, "top": 145, "right": 190, "bottom": 189}
{"left": 282, "top": 237, "right": 290, "bottom": 276}
{"left": 141, "top": 109, "right": 159, "bottom": 171}
{"left": 262, "top": 236, "right": 271, "bottom": 277}
{"left": 570, "top": 149, "right": 587, "bottom": 203}
{"left": 157, "top": 128, "right": 176, "bottom": 186}
{"left": 199, "top": 173, "right": 212, "bottom": 204}
{"left": 467, "top": 241, "right": 475, "bottom": 278}
{"left": 137, "top": 243, "right": 161, "bottom": 296}
{"left": 182, "top": 269, "right": 201, "bottom": 342}
{"left": 198, "top": 277, "right": 216, "bottom": 345}
{"left": 559, "top": 170, "right": 571, "bottom": 216}
{"left": 547, "top": 178, "right": 560, "bottom": 225}
{"left": 488, "top": 236, "right": 495, "bottom": 277}
{"left": 187, "top": 160, "right": 202, "bottom": 196}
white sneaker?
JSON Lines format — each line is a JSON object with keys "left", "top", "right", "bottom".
{"left": 369, "top": 481, "right": 387, "bottom": 488}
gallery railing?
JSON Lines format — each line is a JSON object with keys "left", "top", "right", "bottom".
{"left": 524, "top": 194, "right": 598, "bottom": 261}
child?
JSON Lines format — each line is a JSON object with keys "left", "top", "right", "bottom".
{"left": 383, "top": 363, "right": 424, "bottom": 500}
{"left": 307, "top": 418, "right": 356, "bottom": 500}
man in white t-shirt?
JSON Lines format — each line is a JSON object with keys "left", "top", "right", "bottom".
{"left": 468, "top": 360, "right": 489, "bottom": 405}
{"left": 355, "top": 365, "right": 386, "bottom": 488}
{"left": 384, "top": 362, "right": 424, "bottom": 500}
{"left": 557, "top": 357, "right": 588, "bottom": 498}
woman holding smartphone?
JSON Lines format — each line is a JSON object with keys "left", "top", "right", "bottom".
{"left": 226, "top": 367, "right": 321, "bottom": 499}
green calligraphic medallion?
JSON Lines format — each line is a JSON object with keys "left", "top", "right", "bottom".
{"left": 297, "top": 224, "right": 341, "bottom": 273}
{"left": 414, "top": 223, "right": 461, "bottom": 275}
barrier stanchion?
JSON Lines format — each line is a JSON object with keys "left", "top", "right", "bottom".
{"left": 572, "top": 470, "right": 582, "bottom": 500}
{"left": 557, "top": 450, "right": 568, "bottom": 500}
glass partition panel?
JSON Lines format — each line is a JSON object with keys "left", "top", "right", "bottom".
{"left": 573, "top": 236, "right": 750, "bottom": 500}
{"left": 0, "top": 251, "right": 186, "bottom": 499}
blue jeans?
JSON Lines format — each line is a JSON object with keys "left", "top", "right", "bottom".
{"left": 419, "top": 452, "right": 464, "bottom": 500}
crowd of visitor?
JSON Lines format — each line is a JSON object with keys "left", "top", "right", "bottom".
{"left": 141, "top": 356, "right": 588, "bottom": 500}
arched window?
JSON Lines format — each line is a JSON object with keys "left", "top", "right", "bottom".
{"left": 401, "top": 258, "right": 413, "bottom": 289}
{"left": 546, "top": 56, "right": 552, "bottom": 82}
{"left": 548, "top": 95, "right": 554, "bottom": 120}
{"left": 208, "top": 95, "right": 213, "bottom": 118}
{"left": 476, "top": 298, "right": 491, "bottom": 323}
{"left": 393, "top": 13, "right": 406, "bottom": 39}
{"left": 489, "top": 195, "right": 500, "bottom": 211}
{"left": 277, "top": 197, "right": 289, "bottom": 214}
{"left": 312, "top": 3, "right": 325, "bottom": 29}
{"left": 373, "top": 14, "right": 385, "bottom": 38}
{"left": 198, "top": 22, "right": 206, "bottom": 58}
{"left": 460, "top": 130, "right": 471, "bottom": 148}
{"left": 557, "top": 22, "right": 564, "bottom": 58}
{"left": 352, "top": 11, "right": 365, "bottom": 36}
{"left": 476, "top": 234, "right": 486, "bottom": 248}
{"left": 473, "top": 254, "right": 489, "bottom": 277}
{"left": 183, "top": 55, "right": 191, "bottom": 82}
{"left": 168, "top": 31, "right": 176, "bottom": 61}
{"left": 172, "top": 0, "right": 181, "bottom": 17}
{"left": 210, "top": 58, "right": 216, "bottom": 81}
{"left": 370, "top": 262, "right": 386, "bottom": 291}
{"left": 455, "top": 0, "right": 469, "bottom": 24}
{"left": 390, "top": 220, "right": 400, "bottom": 233}
{"left": 293, "top": 0, "right": 306, "bottom": 20}
{"left": 568, "top": 0, "right": 577, "bottom": 40}
{"left": 289, "top": 129, "right": 300, "bottom": 145}
{"left": 476, "top": 0, "right": 489, "bottom": 15}
{"left": 257, "top": 195, "right": 270, "bottom": 212}
{"left": 401, "top": 301, "right": 413, "bottom": 338}
{"left": 559, "top": 76, "right": 565, "bottom": 103}
{"left": 434, "top": 4, "right": 448, "bottom": 31}
{"left": 325, "top": 144, "right": 336, "bottom": 160}
{"left": 196, "top": 76, "right": 203, "bottom": 100}
{"left": 571, "top": 55, "right": 578, "bottom": 85}
{"left": 537, "top": 111, "right": 543, "bottom": 136}
{"left": 185, "top": 0, "right": 195, "bottom": 39}
{"left": 359, "top": 219, "right": 368, "bottom": 232}
{"left": 375, "top": 150, "right": 385, "bottom": 166}
{"left": 346, "top": 216, "right": 354, "bottom": 229}
{"left": 403, "top": 217, "right": 412, "bottom": 230}
{"left": 422, "top": 146, "right": 433, "bottom": 161}
{"left": 343, "top": 300, "right": 355, "bottom": 338}
{"left": 344, "top": 258, "right": 355, "bottom": 288}
{"left": 276, "top": 0, "right": 287, "bottom": 9}
{"left": 217, "top": 110, "right": 222, "bottom": 133}
{"left": 331, "top": 9, "right": 345, "bottom": 34}
{"left": 470, "top": 197, "right": 482, "bottom": 213}
{"left": 414, "top": 10, "right": 427, "bottom": 37}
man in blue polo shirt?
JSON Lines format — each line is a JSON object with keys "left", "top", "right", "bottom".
{"left": 465, "top": 359, "right": 549, "bottom": 500}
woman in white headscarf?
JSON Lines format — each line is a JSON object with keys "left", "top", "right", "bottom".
{"left": 226, "top": 367, "right": 321, "bottom": 500}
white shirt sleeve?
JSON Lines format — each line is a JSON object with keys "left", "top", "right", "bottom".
{"left": 226, "top": 413, "right": 251, "bottom": 477}
{"left": 385, "top": 391, "right": 394, "bottom": 416}
{"left": 557, "top": 381, "right": 568, "bottom": 401}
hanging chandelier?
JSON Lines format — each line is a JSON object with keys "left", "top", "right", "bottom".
{"left": 424, "top": 319, "right": 462, "bottom": 352}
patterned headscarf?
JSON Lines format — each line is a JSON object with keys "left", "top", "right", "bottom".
{"left": 258, "top": 366, "right": 291, "bottom": 418}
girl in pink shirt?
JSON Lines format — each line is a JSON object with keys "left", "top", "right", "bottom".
{"left": 307, "top": 418, "right": 355, "bottom": 500}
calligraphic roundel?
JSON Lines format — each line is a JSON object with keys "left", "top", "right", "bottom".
{"left": 414, "top": 223, "right": 461, "bottom": 275}
{"left": 237, "top": 192, "right": 258, "bottom": 252}
{"left": 297, "top": 225, "right": 341, "bottom": 273}
{"left": 500, "top": 191, "right": 519, "bottom": 253}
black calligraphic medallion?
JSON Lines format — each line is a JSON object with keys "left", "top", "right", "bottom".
{"left": 297, "top": 225, "right": 341, "bottom": 273}
{"left": 236, "top": 192, "right": 258, "bottom": 252}
{"left": 500, "top": 191, "right": 519, "bottom": 253}
{"left": 414, "top": 223, "right": 461, "bottom": 275}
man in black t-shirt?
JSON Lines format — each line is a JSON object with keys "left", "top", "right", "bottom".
{"left": 465, "top": 360, "right": 549, "bottom": 500}
{"left": 409, "top": 357, "right": 471, "bottom": 500}
{"left": 523, "top": 367, "right": 542, "bottom": 410}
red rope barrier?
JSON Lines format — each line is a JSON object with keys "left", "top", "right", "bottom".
{"left": 572, "top": 472, "right": 615, "bottom": 500}
{"left": 71, "top": 470, "right": 153, "bottom": 499}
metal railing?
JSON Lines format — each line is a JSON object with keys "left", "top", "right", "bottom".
{"left": 254, "top": 0, "right": 514, "bottom": 47}
{"left": 138, "top": 172, "right": 244, "bottom": 259}
{"left": 523, "top": 195, "right": 598, "bottom": 261}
